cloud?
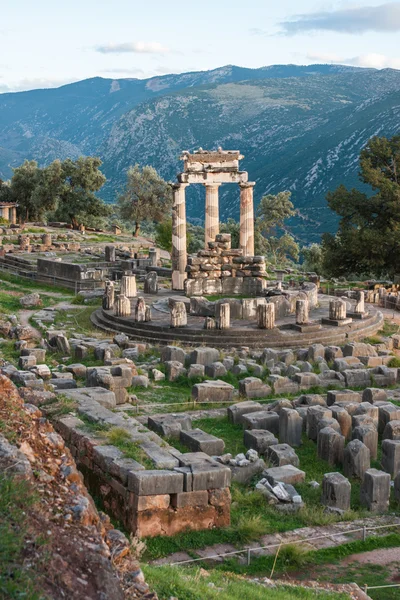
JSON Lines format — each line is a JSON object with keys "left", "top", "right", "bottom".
{"left": 95, "top": 41, "right": 170, "bottom": 54}
{"left": 280, "top": 3, "right": 400, "bottom": 35}
{"left": 306, "top": 52, "right": 400, "bottom": 69}
{"left": 0, "top": 77, "right": 79, "bottom": 93}
{"left": 99, "top": 67, "right": 146, "bottom": 76}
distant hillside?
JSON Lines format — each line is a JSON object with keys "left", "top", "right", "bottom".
{"left": 0, "top": 64, "right": 399, "bottom": 242}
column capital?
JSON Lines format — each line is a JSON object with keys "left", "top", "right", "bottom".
{"left": 203, "top": 182, "right": 221, "bottom": 188}
{"left": 172, "top": 182, "right": 189, "bottom": 190}
{"left": 239, "top": 181, "right": 256, "bottom": 189}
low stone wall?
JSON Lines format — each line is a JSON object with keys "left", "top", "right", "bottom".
{"left": 54, "top": 391, "right": 231, "bottom": 538}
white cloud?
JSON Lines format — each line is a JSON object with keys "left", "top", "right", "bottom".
{"left": 95, "top": 41, "right": 170, "bottom": 54}
{"left": 306, "top": 52, "right": 400, "bottom": 69}
{"left": 280, "top": 3, "right": 400, "bottom": 35}
{"left": 0, "top": 77, "right": 79, "bottom": 93}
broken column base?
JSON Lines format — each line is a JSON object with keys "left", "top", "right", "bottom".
{"left": 321, "top": 317, "right": 353, "bottom": 327}
{"left": 291, "top": 322, "right": 321, "bottom": 333}
{"left": 347, "top": 312, "right": 369, "bottom": 320}
{"left": 172, "top": 271, "right": 187, "bottom": 291}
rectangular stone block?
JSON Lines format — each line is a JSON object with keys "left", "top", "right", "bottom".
{"left": 242, "top": 411, "right": 279, "bottom": 434}
{"left": 227, "top": 401, "right": 262, "bottom": 425}
{"left": 180, "top": 429, "right": 225, "bottom": 455}
{"left": 243, "top": 429, "right": 278, "bottom": 453}
{"left": 263, "top": 465, "right": 306, "bottom": 485}
{"left": 148, "top": 414, "right": 192, "bottom": 439}
{"left": 191, "top": 380, "right": 234, "bottom": 403}
{"left": 176, "top": 462, "right": 231, "bottom": 492}
{"left": 135, "top": 494, "right": 171, "bottom": 511}
{"left": 170, "top": 490, "right": 209, "bottom": 508}
{"left": 128, "top": 470, "right": 184, "bottom": 496}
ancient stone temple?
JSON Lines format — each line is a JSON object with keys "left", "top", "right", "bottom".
{"left": 172, "top": 148, "right": 255, "bottom": 290}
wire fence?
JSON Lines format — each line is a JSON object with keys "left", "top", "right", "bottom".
{"left": 160, "top": 520, "right": 400, "bottom": 571}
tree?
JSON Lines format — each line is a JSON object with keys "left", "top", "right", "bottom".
{"left": 118, "top": 165, "right": 172, "bottom": 237}
{"left": 257, "top": 191, "right": 295, "bottom": 236}
{"left": 0, "top": 179, "right": 13, "bottom": 205}
{"left": 53, "top": 157, "right": 109, "bottom": 229}
{"left": 155, "top": 218, "right": 172, "bottom": 253}
{"left": 322, "top": 134, "right": 400, "bottom": 278}
{"left": 266, "top": 233, "right": 299, "bottom": 266}
{"left": 9, "top": 160, "right": 40, "bottom": 222}
{"left": 301, "top": 243, "right": 324, "bottom": 273}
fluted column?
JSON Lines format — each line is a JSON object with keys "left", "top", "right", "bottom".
{"left": 11, "top": 207, "right": 17, "bottom": 225}
{"left": 204, "top": 183, "right": 221, "bottom": 247}
{"left": 239, "top": 182, "right": 255, "bottom": 256}
{"left": 172, "top": 183, "right": 188, "bottom": 291}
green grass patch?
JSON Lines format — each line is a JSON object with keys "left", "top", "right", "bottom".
{"left": 0, "top": 271, "right": 73, "bottom": 295}
{"left": 379, "top": 321, "right": 400, "bottom": 337}
{"left": 194, "top": 416, "right": 245, "bottom": 456}
{"left": 388, "top": 357, "right": 400, "bottom": 368}
{"left": 105, "top": 427, "right": 154, "bottom": 469}
{"left": 143, "top": 564, "right": 350, "bottom": 600}
{"left": 0, "top": 475, "right": 43, "bottom": 599}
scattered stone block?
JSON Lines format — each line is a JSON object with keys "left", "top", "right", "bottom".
{"left": 306, "top": 406, "right": 333, "bottom": 441}
{"left": 242, "top": 410, "right": 279, "bottom": 434}
{"left": 263, "top": 464, "right": 306, "bottom": 485}
{"left": 188, "top": 364, "right": 205, "bottom": 379}
{"left": 180, "top": 429, "right": 225, "bottom": 455}
{"left": 189, "top": 347, "right": 220, "bottom": 367}
{"left": 394, "top": 471, "right": 400, "bottom": 503}
{"left": 192, "top": 380, "right": 234, "bottom": 403}
{"left": 331, "top": 405, "right": 352, "bottom": 440}
{"left": 266, "top": 443, "right": 299, "bottom": 467}
{"left": 353, "top": 403, "right": 379, "bottom": 429}
{"left": 165, "top": 361, "right": 186, "bottom": 382}
{"left": 161, "top": 346, "right": 186, "bottom": 365}
{"left": 379, "top": 404, "right": 400, "bottom": 434}
{"left": 205, "top": 362, "right": 227, "bottom": 378}
{"left": 317, "top": 417, "right": 341, "bottom": 435}
{"left": 381, "top": 439, "right": 400, "bottom": 476}
{"left": 344, "top": 369, "right": 371, "bottom": 388}
{"left": 343, "top": 440, "right": 370, "bottom": 480}
{"left": 227, "top": 400, "right": 262, "bottom": 425}
{"left": 382, "top": 420, "right": 400, "bottom": 440}
{"left": 327, "top": 389, "right": 361, "bottom": 406}
{"left": 148, "top": 414, "right": 192, "bottom": 439}
{"left": 321, "top": 472, "right": 351, "bottom": 511}
{"left": 243, "top": 429, "right": 279, "bottom": 453}
{"left": 230, "top": 458, "right": 265, "bottom": 484}
{"left": 151, "top": 368, "right": 165, "bottom": 381}
{"left": 131, "top": 375, "right": 149, "bottom": 388}
{"left": 360, "top": 468, "right": 390, "bottom": 512}
{"left": 317, "top": 427, "right": 345, "bottom": 466}
{"left": 239, "top": 377, "right": 272, "bottom": 399}
{"left": 279, "top": 408, "right": 302, "bottom": 447}
{"left": 352, "top": 424, "right": 378, "bottom": 460}
{"left": 362, "top": 388, "right": 388, "bottom": 404}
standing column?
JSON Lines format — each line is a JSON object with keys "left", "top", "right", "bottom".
{"left": 204, "top": 183, "right": 221, "bottom": 247}
{"left": 11, "top": 206, "right": 17, "bottom": 225}
{"left": 172, "top": 183, "right": 188, "bottom": 291}
{"left": 239, "top": 182, "right": 255, "bottom": 256}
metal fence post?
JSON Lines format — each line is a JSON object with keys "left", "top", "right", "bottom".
{"left": 363, "top": 526, "right": 367, "bottom": 542}
{"left": 247, "top": 548, "right": 251, "bottom": 566}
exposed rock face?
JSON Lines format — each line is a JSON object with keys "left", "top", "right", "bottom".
{"left": 0, "top": 374, "right": 155, "bottom": 600}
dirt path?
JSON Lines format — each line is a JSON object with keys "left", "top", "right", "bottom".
{"left": 19, "top": 309, "right": 42, "bottom": 339}
{"left": 343, "top": 546, "right": 400, "bottom": 566}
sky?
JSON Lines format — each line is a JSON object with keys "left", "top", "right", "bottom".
{"left": 1, "top": 0, "right": 400, "bottom": 93}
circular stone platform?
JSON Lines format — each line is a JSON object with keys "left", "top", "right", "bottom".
{"left": 91, "top": 292, "right": 384, "bottom": 349}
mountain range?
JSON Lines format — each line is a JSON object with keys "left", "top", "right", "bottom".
{"left": 1, "top": 63, "right": 399, "bottom": 243}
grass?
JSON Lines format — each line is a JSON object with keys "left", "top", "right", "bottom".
{"left": 379, "top": 321, "right": 400, "bottom": 337}
{"left": 143, "top": 565, "right": 350, "bottom": 600}
{"left": 105, "top": 427, "right": 155, "bottom": 469}
{"left": 50, "top": 306, "right": 104, "bottom": 336}
{"left": 0, "top": 271, "right": 73, "bottom": 295}
{"left": 0, "top": 475, "right": 43, "bottom": 600}
{"left": 195, "top": 416, "right": 246, "bottom": 456}
{"left": 388, "top": 357, "right": 400, "bottom": 368}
